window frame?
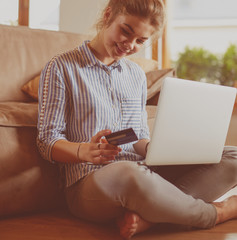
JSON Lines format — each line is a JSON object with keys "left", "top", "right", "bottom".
{"left": 18, "top": 0, "right": 29, "bottom": 26}
{"left": 152, "top": 0, "right": 171, "bottom": 68}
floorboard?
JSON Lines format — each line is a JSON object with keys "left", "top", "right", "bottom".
{"left": 0, "top": 210, "right": 237, "bottom": 240}
{"left": 0, "top": 210, "right": 121, "bottom": 240}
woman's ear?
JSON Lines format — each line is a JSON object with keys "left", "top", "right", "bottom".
{"left": 103, "top": 7, "right": 112, "bottom": 25}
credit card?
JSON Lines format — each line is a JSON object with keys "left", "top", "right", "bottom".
{"left": 105, "top": 128, "right": 138, "bottom": 145}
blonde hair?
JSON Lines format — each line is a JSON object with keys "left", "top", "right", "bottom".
{"left": 96, "top": 0, "right": 166, "bottom": 38}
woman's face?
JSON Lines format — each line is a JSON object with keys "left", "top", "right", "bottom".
{"left": 101, "top": 11, "right": 155, "bottom": 63}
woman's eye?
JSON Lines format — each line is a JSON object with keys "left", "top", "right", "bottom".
{"left": 137, "top": 39, "right": 145, "bottom": 45}
{"left": 121, "top": 28, "right": 129, "bottom": 35}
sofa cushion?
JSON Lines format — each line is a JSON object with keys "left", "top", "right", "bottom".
{"left": 128, "top": 57, "right": 159, "bottom": 72}
{"left": 0, "top": 102, "right": 38, "bottom": 127}
{"left": 0, "top": 101, "right": 156, "bottom": 130}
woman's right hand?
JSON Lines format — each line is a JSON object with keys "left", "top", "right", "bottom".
{"left": 78, "top": 129, "right": 122, "bottom": 165}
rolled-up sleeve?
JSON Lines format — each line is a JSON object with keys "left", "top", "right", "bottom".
{"left": 37, "top": 58, "right": 68, "bottom": 162}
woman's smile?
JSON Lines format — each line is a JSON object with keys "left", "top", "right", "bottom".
{"left": 115, "top": 42, "right": 131, "bottom": 56}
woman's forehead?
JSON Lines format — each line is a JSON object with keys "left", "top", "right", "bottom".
{"left": 115, "top": 14, "right": 155, "bottom": 38}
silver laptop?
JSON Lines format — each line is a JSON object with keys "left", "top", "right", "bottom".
{"left": 145, "top": 77, "right": 237, "bottom": 166}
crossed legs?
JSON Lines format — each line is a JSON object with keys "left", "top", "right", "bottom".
{"left": 65, "top": 146, "right": 237, "bottom": 239}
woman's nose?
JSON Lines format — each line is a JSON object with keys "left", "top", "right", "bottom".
{"left": 123, "top": 40, "right": 135, "bottom": 51}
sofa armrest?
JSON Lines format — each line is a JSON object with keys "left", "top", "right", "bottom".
{"left": 0, "top": 102, "right": 65, "bottom": 217}
{"left": 146, "top": 68, "right": 176, "bottom": 106}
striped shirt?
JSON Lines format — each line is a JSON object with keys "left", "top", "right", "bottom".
{"left": 37, "top": 40, "right": 150, "bottom": 187}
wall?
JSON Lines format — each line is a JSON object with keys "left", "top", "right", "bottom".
{"left": 59, "top": 0, "right": 106, "bottom": 35}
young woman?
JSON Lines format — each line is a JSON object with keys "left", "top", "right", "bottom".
{"left": 37, "top": 0, "right": 237, "bottom": 239}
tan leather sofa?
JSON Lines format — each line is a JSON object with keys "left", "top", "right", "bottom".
{"left": 0, "top": 24, "right": 175, "bottom": 218}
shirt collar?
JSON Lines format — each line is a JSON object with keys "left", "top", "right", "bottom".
{"left": 82, "top": 40, "right": 122, "bottom": 72}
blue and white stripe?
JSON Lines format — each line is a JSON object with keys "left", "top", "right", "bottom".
{"left": 37, "top": 40, "right": 150, "bottom": 187}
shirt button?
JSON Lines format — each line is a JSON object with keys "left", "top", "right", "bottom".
{"left": 112, "top": 105, "right": 116, "bottom": 109}
{"left": 109, "top": 87, "right": 113, "bottom": 91}
{"left": 114, "top": 122, "right": 118, "bottom": 127}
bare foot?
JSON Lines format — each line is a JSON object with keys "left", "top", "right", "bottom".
{"left": 117, "top": 211, "right": 154, "bottom": 239}
{"left": 213, "top": 195, "right": 237, "bottom": 224}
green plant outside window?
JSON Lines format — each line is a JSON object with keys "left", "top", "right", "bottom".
{"left": 175, "top": 44, "right": 237, "bottom": 87}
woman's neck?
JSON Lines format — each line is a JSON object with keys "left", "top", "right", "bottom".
{"left": 88, "top": 33, "right": 115, "bottom": 66}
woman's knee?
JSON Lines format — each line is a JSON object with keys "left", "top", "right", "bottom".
{"left": 221, "top": 151, "right": 237, "bottom": 185}
{"left": 94, "top": 161, "right": 150, "bottom": 198}
{"left": 103, "top": 161, "right": 145, "bottom": 189}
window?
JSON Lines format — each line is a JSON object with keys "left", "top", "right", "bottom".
{"left": 29, "top": 0, "right": 60, "bottom": 31}
{"left": 170, "top": 0, "right": 237, "bottom": 62}
{"left": 0, "top": 0, "right": 18, "bottom": 26}
{"left": 0, "top": 0, "right": 60, "bottom": 31}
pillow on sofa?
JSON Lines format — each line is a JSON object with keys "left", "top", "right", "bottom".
{"left": 0, "top": 102, "right": 38, "bottom": 127}
{"left": 146, "top": 68, "right": 175, "bottom": 100}
{"left": 21, "top": 58, "right": 159, "bottom": 101}
{"left": 21, "top": 74, "right": 40, "bottom": 101}
{"left": 21, "top": 59, "right": 174, "bottom": 105}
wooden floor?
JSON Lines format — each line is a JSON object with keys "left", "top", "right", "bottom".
{"left": 0, "top": 107, "right": 237, "bottom": 240}
{"left": 0, "top": 209, "right": 237, "bottom": 240}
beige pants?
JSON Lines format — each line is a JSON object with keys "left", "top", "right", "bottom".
{"left": 65, "top": 146, "right": 237, "bottom": 229}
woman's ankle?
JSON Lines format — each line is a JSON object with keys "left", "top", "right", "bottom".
{"left": 117, "top": 211, "right": 154, "bottom": 239}
{"left": 213, "top": 195, "right": 237, "bottom": 225}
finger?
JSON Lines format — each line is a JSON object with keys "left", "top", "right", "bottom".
{"left": 117, "top": 146, "right": 122, "bottom": 152}
{"left": 109, "top": 145, "right": 122, "bottom": 152}
{"left": 93, "top": 155, "right": 115, "bottom": 165}
{"left": 101, "top": 138, "right": 108, "bottom": 144}
{"left": 95, "top": 143, "right": 119, "bottom": 152}
{"left": 92, "top": 156, "right": 102, "bottom": 165}
{"left": 91, "top": 129, "right": 112, "bottom": 143}
{"left": 92, "top": 149, "right": 120, "bottom": 157}
{"left": 99, "top": 143, "right": 121, "bottom": 151}
{"left": 103, "top": 149, "right": 121, "bottom": 156}
{"left": 97, "top": 143, "right": 102, "bottom": 150}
